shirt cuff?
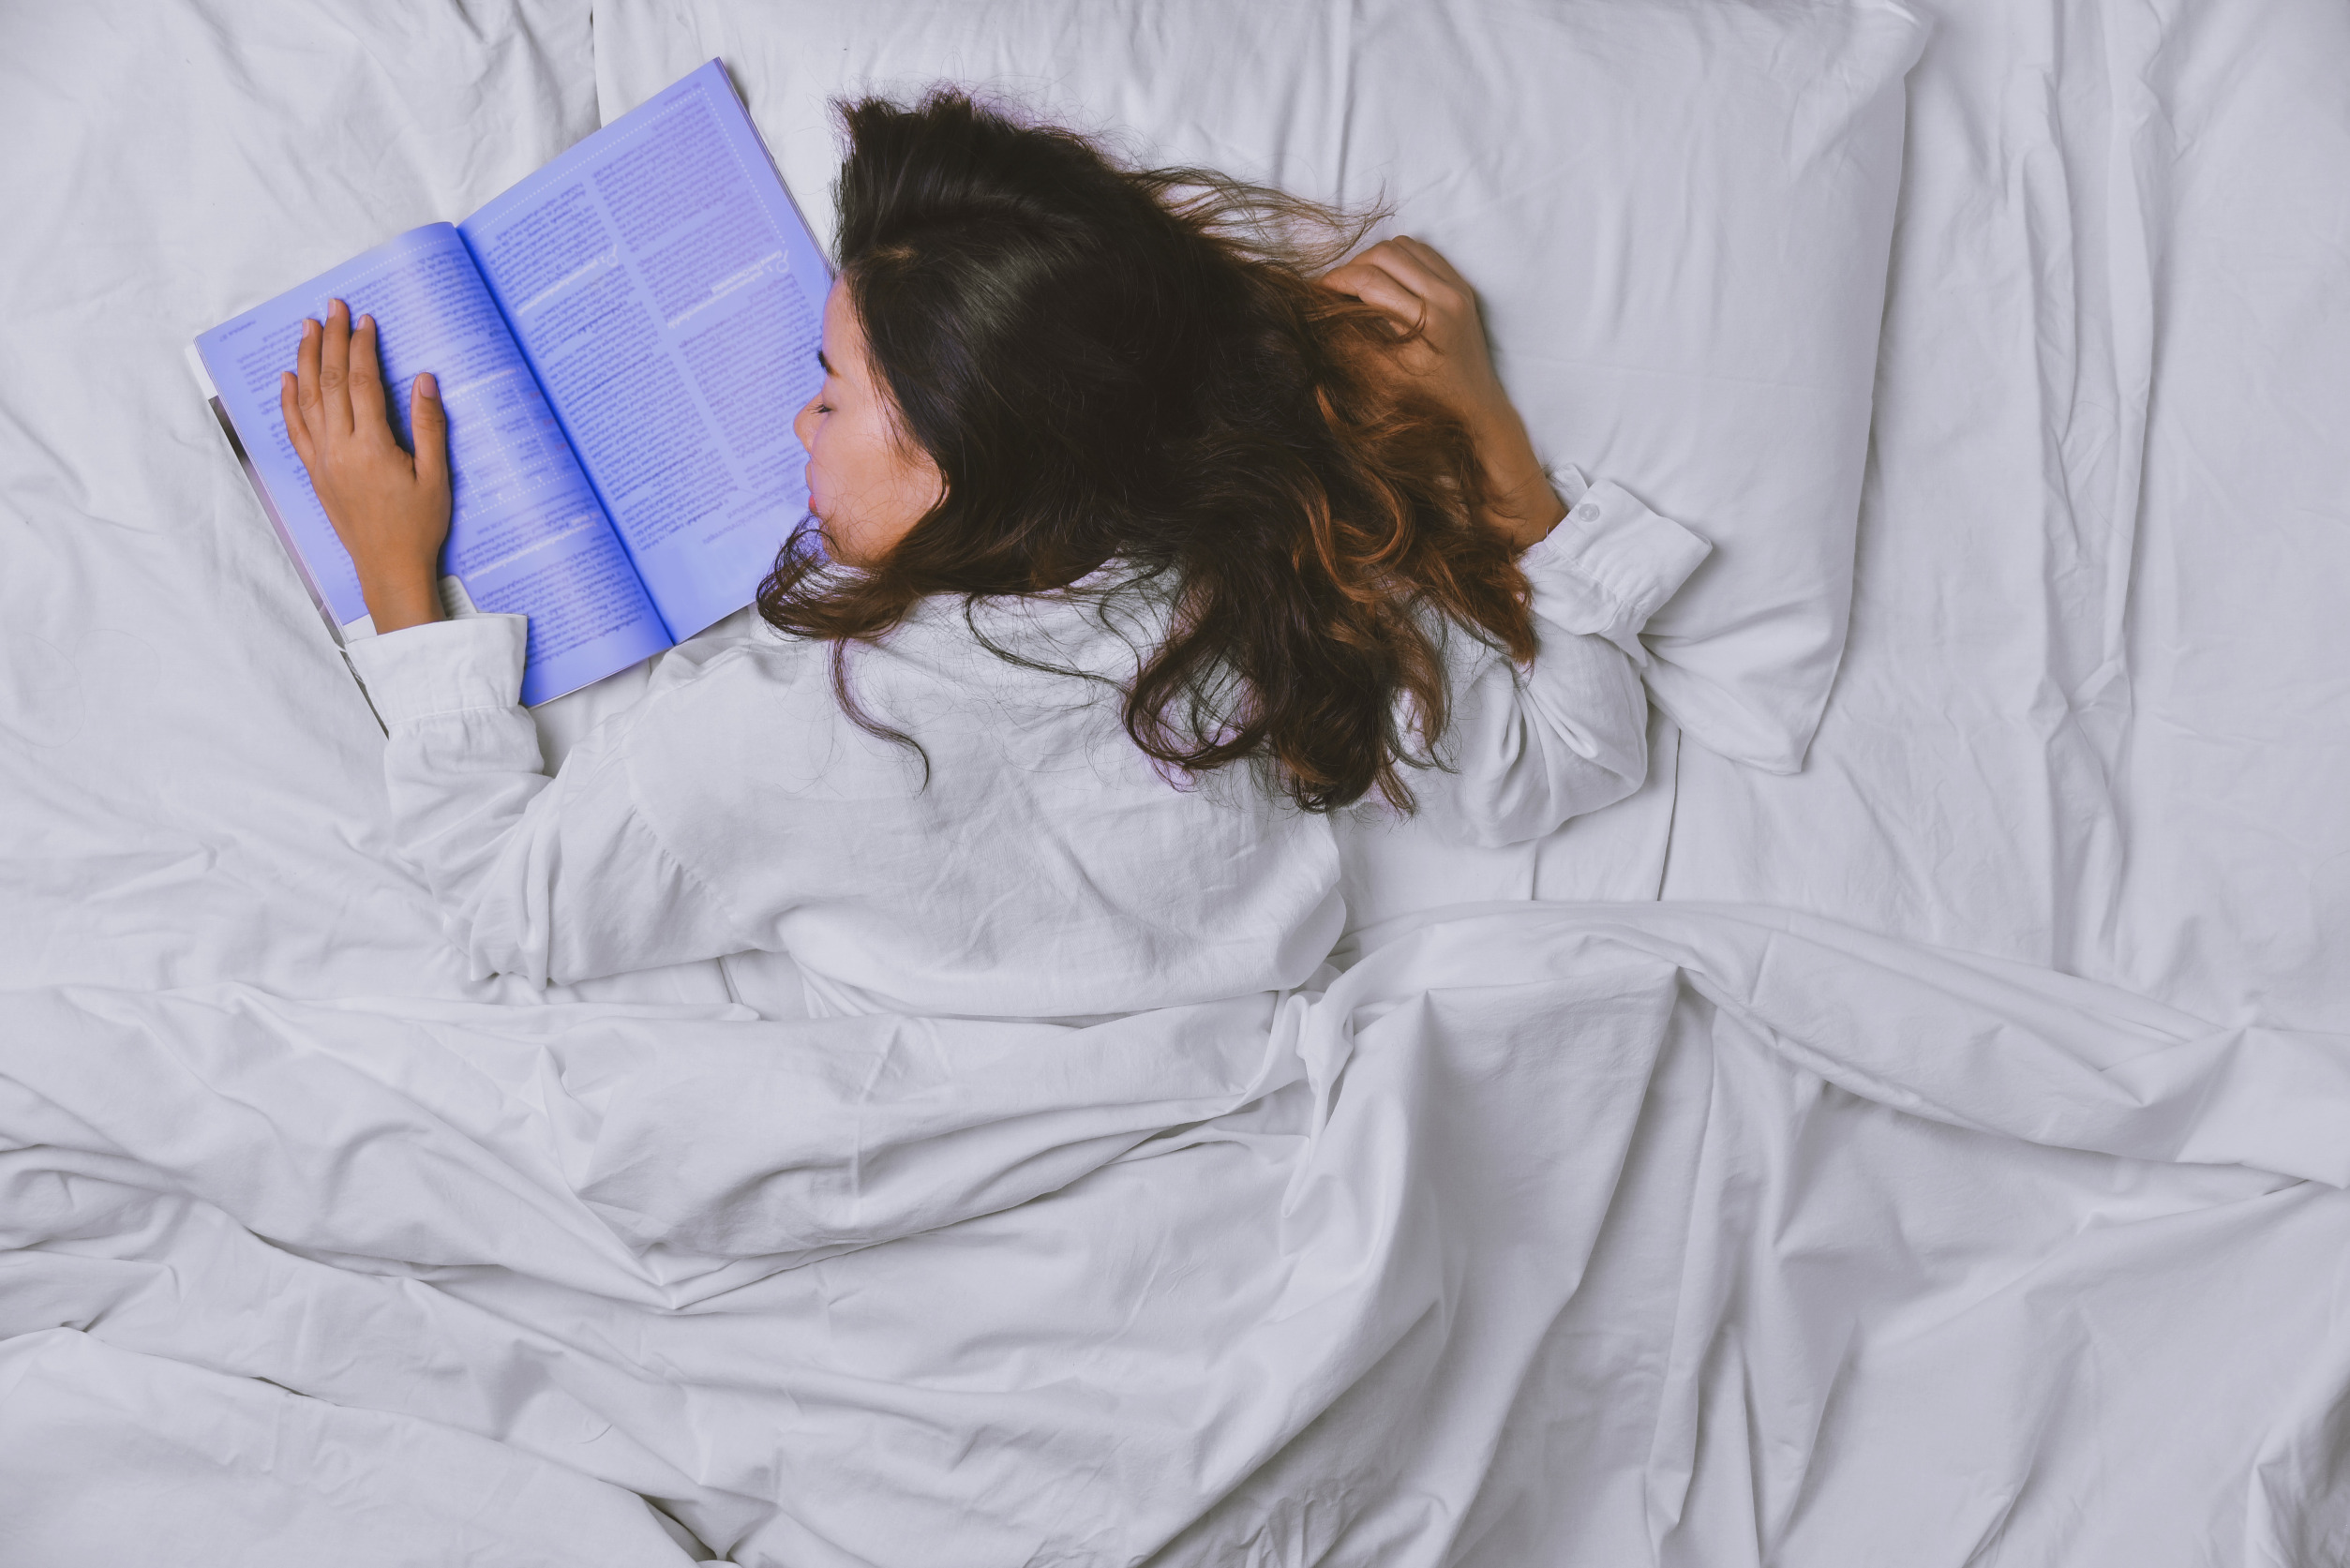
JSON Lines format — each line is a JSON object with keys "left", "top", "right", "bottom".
{"left": 343, "top": 614, "right": 529, "bottom": 727}
{"left": 1519, "top": 465, "right": 1712, "bottom": 663}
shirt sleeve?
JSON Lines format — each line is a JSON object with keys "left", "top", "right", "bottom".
{"left": 1429, "top": 467, "right": 1711, "bottom": 847}
{"left": 343, "top": 615, "right": 756, "bottom": 985}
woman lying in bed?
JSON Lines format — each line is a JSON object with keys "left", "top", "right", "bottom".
{"left": 278, "top": 91, "right": 1707, "bottom": 1020}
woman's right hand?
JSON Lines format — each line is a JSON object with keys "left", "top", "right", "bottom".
{"left": 1320, "top": 237, "right": 1566, "bottom": 553}
{"left": 281, "top": 298, "right": 453, "bottom": 632}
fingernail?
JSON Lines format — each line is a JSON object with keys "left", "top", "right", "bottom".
{"left": 359, "top": 314, "right": 373, "bottom": 331}
{"left": 417, "top": 373, "right": 437, "bottom": 396}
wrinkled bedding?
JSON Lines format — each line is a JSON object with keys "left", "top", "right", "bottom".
{"left": 9, "top": 905, "right": 2350, "bottom": 1563}
{"left": 5, "top": 0, "right": 2350, "bottom": 1562}
{"left": 1662, "top": 0, "right": 2350, "bottom": 1037}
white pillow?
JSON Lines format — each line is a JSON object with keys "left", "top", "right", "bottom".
{"left": 595, "top": 0, "right": 1923, "bottom": 773}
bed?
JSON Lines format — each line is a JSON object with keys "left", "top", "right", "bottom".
{"left": 4, "top": 0, "right": 2348, "bottom": 1562}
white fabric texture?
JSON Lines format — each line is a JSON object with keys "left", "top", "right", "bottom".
{"left": 1659, "top": 0, "right": 2350, "bottom": 1038}
{"left": 7, "top": 907, "right": 2350, "bottom": 1565}
{"left": 342, "top": 478, "right": 1708, "bottom": 1017}
{"left": 4, "top": 0, "right": 2349, "bottom": 1563}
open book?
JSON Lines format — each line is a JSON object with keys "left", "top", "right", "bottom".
{"left": 190, "top": 59, "right": 830, "bottom": 708}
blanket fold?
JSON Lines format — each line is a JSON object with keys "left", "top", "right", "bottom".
{"left": 4, "top": 903, "right": 2348, "bottom": 1565}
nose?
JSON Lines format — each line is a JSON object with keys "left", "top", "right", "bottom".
{"left": 792, "top": 392, "right": 821, "bottom": 451}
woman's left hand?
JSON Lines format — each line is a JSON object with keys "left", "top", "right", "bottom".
{"left": 1320, "top": 237, "right": 1566, "bottom": 553}
{"left": 280, "top": 299, "right": 450, "bottom": 633}
{"left": 1320, "top": 236, "right": 1514, "bottom": 426}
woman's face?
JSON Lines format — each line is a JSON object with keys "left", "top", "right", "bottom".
{"left": 794, "top": 279, "right": 943, "bottom": 568}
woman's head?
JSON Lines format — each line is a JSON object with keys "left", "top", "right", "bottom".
{"left": 793, "top": 279, "right": 943, "bottom": 567}
{"left": 762, "top": 89, "right": 1534, "bottom": 812}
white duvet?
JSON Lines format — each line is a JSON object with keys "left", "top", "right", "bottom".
{"left": 9, "top": 904, "right": 2350, "bottom": 1564}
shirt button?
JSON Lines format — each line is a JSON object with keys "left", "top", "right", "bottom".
{"left": 1574, "top": 503, "right": 1600, "bottom": 522}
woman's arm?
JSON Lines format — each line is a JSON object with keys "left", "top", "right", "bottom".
{"left": 1438, "top": 467, "right": 1709, "bottom": 844}
{"left": 342, "top": 617, "right": 757, "bottom": 984}
{"left": 1322, "top": 239, "right": 1709, "bottom": 843}
{"left": 281, "top": 299, "right": 754, "bottom": 983}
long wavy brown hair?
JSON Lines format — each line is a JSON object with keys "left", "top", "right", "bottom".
{"left": 756, "top": 89, "right": 1535, "bottom": 813}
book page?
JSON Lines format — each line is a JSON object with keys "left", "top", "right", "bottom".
{"left": 195, "top": 224, "right": 672, "bottom": 705}
{"left": 460, "top": 59, "right": 831, "bottom": 643}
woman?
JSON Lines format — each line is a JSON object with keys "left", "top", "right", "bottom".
{"left": 281, "top": 91, "right": 1706, "bottom": 1020}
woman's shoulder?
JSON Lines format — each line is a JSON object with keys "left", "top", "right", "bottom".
{"left": 611, "top": 624, "right": 913, "bottom": 814}
{"left": 621, "top": 588, "right": 1176, "bottom": 796}
{"left": 638, "top": 586, "right": 1156, "bottom": 691}
{"left": 638, "top": 619, "right": 824, "bottom": 702}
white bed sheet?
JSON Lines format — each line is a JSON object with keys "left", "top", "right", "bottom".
{"left": 10, "top": 905, "right": 2350, "bottom": 1565}
{"left": 1660, "top": 0, "right": 2350, "bottom": 1035}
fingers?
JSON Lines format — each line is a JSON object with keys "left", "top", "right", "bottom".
{"left": 1390, "top": 235, "right": 1471, "bottom": 292}
{"left": 410, "top": 373, "right": 450, "bottom": 494}
{"left": 294, "top": 315, "right": 323, "bottom": 450}
{"left": 1321, "top": 236, "right": 1479, "bottom": 336}
{"left": 1352, "top": 241, "right": 1463, "bottom": 318}
{"left": 318, "top": 298, "right": 354, "bottom": 438}
{"left": 279, "top": 371, "right": 315, "bottom": 470}
{"left": 284, "top": 306, "right": 446, "bottom": 500}
{"left": 1321, "top": 259, "right": 1429, "bottom": 333}
{"left": 348, "top": 313, "right": 391, "bottom": 444}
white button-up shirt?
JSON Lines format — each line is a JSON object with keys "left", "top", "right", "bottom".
{"left": 346, "top": 470, "right": 1706, "bottom": 1018}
